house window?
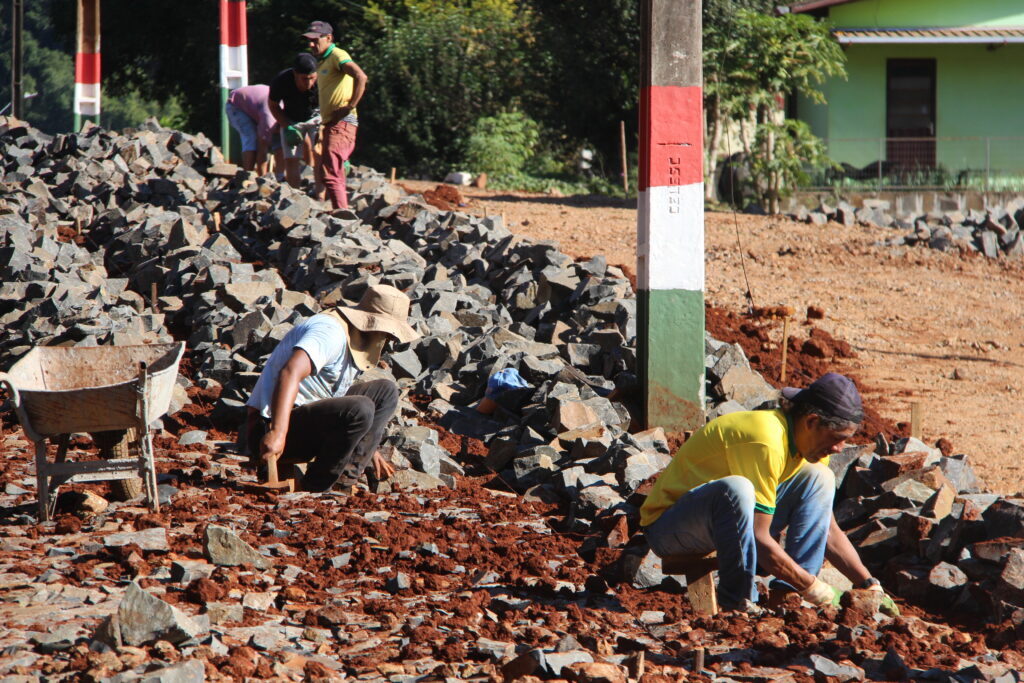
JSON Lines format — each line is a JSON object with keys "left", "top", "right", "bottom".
{"left": 886, "top": 59, "right": 936, "bottom": 169}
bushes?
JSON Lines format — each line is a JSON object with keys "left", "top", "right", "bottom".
{"left": 464, "top": 112, "right": 540, "bottom": 176}
{"left": 356, "top": 1, "right": 533, "bottom": 175}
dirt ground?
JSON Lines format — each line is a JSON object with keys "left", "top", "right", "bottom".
{"left": 402, "top": 180, "right": 1024, "bottom": 495}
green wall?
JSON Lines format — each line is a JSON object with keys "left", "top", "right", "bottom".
{"left": 830, "top": 0, "right": 1024, "bottom": 28}
{"left": 801, "top": 43, "right": 1024, "bottom": 173}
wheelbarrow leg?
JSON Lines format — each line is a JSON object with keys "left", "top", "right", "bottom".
{"left": 34, "top": 439, "right": 49, "bottom": 522}
{"left": 136, "top": 364, "right": 160, "bottom": 514}
{"left": 142, "top": 429, "right": 160, "bottom": 513}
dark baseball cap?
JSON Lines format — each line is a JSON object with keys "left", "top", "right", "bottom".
{"left": 294, "top": 53, "right": 318, "bottom": 74}
{"left": 302, "top": 21, "right": 333, "bottom": 39}
{"left": 782, "top": 372, "right": 863, "bottom": 424}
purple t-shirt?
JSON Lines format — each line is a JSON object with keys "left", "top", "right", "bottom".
{"left": 227, "top": 85, "right": 276, "bottom": 141}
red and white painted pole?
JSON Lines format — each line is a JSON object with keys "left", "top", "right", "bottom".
{"left": 636, "top": 0, "right": 705, "bottom": 431}
{"left": 219, "top": 0, "right": 248, "bottom": 160}
{"left": 73, "top": 0, "right": 101, "bottom": 131}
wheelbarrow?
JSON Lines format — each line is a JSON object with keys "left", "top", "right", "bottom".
{"left": 0, "top": 342, "right": 185, "bottom": 521}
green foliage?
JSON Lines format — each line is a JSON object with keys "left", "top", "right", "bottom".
{"left": 355, "top": 0, "right": 533, "bottom": 175}
{"left": 464, "top": 111, "right": 540, "bottom": 176}
{"left": 485, "top": 171, "right": 625, "bottom": 197}
{"left": 703, "top": 8, "right": 846, "bottom": 209}
{"left": 750, "top": 119, "right": 835, "bottom": 213}
{"left": 0, "top": 2, "right": 73, "bottom": 133}
{"left": 103, "top": 94, "right": 188, "bottom": 132}
{"left": 1, "top": 0, "right": 216, "bottom": 136}
{"left": 524, "top": 0, "right": 639, "bottom": 165}
{"left": 715, "top": 10, "right": 845, "bottom": 113}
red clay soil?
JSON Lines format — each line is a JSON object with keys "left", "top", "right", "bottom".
{"left": 1, "top": 297, "right": 1018, "bottom": 678}
{"left": 402, "top": 184, "right": 467, "bottom": 211}
{"left": 706, "top": 303, "right": 907, "bottom": 444}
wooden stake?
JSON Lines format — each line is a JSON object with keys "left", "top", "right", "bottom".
{"left": 213, "top": 212, "right": 222, "bottom": 232}
{"left": 779, "top": 316, "right": 790, "bottom": 383}
{"left": 150, "top": 282, "right": 158, "bottom": 312}
{"left": 910, "top": 402, "right": 922, "bottom": 439}
{"left": 694, "top": 647, "right": 705, "bottom": 673}
{"left": 73, "top": 217, "right": 82, "bottom": 236}
{"left": 501, "top": 212, "right": 507, "bottom": 227}
{"left": 620, "top": 120, "right": 629, "bottom": 193}
{"left": 390, "top": 167, "right": 396, "bottom": 183}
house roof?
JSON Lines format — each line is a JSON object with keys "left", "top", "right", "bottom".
{"left": 833, "top": 26, "right": 1024, "bottom": 43}
{"left": 778, "top": 0, "right": 859, "bottom": 14}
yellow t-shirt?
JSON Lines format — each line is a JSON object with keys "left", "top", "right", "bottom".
{"left": 640, "top": 410, "right": 826, "bottom": 526}
{"left": 317, "top": 45, "right": 357, "bottom": 121}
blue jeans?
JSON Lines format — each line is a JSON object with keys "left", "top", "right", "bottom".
{"left": 643, "top": 463, "right": 835, "bottom": 606}
{"left": 224, "top": 101, "right": 259, "bottom": 153}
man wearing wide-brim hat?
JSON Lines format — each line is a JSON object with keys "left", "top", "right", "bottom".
{"left": 641, "top": 372, "right": 899, "bottom": 615}
{"left": 245, "top": 284, "right": 419, "bottom": 492}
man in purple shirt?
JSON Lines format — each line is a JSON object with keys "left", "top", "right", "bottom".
{"left": 225, "top": 84, "right": 276, "bottom": 176}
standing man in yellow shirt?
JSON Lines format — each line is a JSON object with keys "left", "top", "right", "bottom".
{"left": 641, "top": 373, "right": 898, "bottom": 614}
{"left": 303, "top": 21, "right": 368, "bottom": 210}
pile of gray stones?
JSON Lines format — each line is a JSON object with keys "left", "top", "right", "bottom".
{"left": 1, "top": 115, "right": 1022, "bottom": 625}
{"left": 790, "top": 198, "right": 1024, "bottom": 260}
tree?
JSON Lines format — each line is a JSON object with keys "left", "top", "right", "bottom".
{"left": 1, "top": 0, "right": 208, "bottom": 135}
{"left": 703, "top": 8, "right": 846, "bottom": 210}
{"left": 750, "top": 120, "right": 834, "bottom": 214}
{"left": 353, "top": 0, "right": 534, "bottom": 174}
{"left": 525, "top": 0, "right": 640, "bottom": 173}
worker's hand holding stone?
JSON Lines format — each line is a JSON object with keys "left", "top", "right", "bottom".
{"left": 802, "top": 577, "right": 842, "bottom": 607}
{"left": 867, "top": 583, "right": 900, "bottom": 616}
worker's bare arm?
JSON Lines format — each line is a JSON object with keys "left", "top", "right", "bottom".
{"left": 824, "top": 513, "right": 872, "bottom": 585}
{"left": 753, "top": 511, "right": 816, "bottom": 591}
{"left": 330, "top": 61, "right": 368, "bottom": 124}
{"left": 268, "top": 98, "right": 290, "bottom": 127}
{"left": 261, "top": 349, "right": 313, "bottom": 459}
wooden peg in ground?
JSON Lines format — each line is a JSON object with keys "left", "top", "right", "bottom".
{"left": 780, "top": 316, "right": 790, "bottom": 383}
{"left": 911, "top": 402, "right": 922, "bottom": 439}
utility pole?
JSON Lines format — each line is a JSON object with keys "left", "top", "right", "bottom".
{"left": 11, "top": 0, "right": 24, "bottom": 119}
{"left": 74, "top": 0, "right": 101, "bottom": 131}
{"left": 636, "top": 0, "right": 705, "bottom": 432}
{"left": 219, "top": 0, "right": 248, "bottom": 162}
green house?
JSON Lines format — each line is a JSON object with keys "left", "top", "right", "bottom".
{"left": 784, "top": 0, "right": 1024, "bottom": 187}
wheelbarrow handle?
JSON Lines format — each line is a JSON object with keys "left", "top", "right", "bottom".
{"left": 0, "top": 373, "right": 20, "bottom": 409}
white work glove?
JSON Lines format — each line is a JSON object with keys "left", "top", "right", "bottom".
{"left": 802, "top": 577, "right": 841, "bottom": 607}
{"left": 865, "top": 581, "right": 901, "bottom": 616}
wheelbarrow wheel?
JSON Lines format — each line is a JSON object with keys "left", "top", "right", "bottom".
{"left": 93, "top": 429, "right": 144, "bottom": 501}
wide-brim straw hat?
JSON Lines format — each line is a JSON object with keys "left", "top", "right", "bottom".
{"left": 335, "top": 284, "right": 419, "bottom": 371}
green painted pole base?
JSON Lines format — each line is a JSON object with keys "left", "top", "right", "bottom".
{"left": 638, "top": 288, "right": 706, "bottom": 432}
{"left": 220, "top": 86, "right": 230, "bottom": 162}
{"left": 74, "top": 114, "right": 100, "bottom": 132}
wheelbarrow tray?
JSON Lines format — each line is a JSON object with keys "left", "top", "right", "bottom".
{"left": 2, "top": 343, "right": 185, "bottom": 437}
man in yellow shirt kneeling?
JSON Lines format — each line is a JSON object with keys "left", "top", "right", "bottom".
{"left": 641, "top": 373, "right": 897, "bottom": 614}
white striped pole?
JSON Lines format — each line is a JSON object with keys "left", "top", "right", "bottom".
{"left": 637, "top": 0, "right": 705, "bottom": 431}
{"left": 73, "top": 0, "right": 101, "bottom": 131}
{"left": 219, "top": 0, "right": 248, "bottom": 161}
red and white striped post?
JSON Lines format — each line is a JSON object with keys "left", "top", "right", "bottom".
{"left": 73, "top": 0, "right": 101, "bottom": 131}
{"left": 636, "top": 0, "right": 705, "bottom": 431}
{"left": 219, "top": 0, "right": 248, "bottom": 160}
